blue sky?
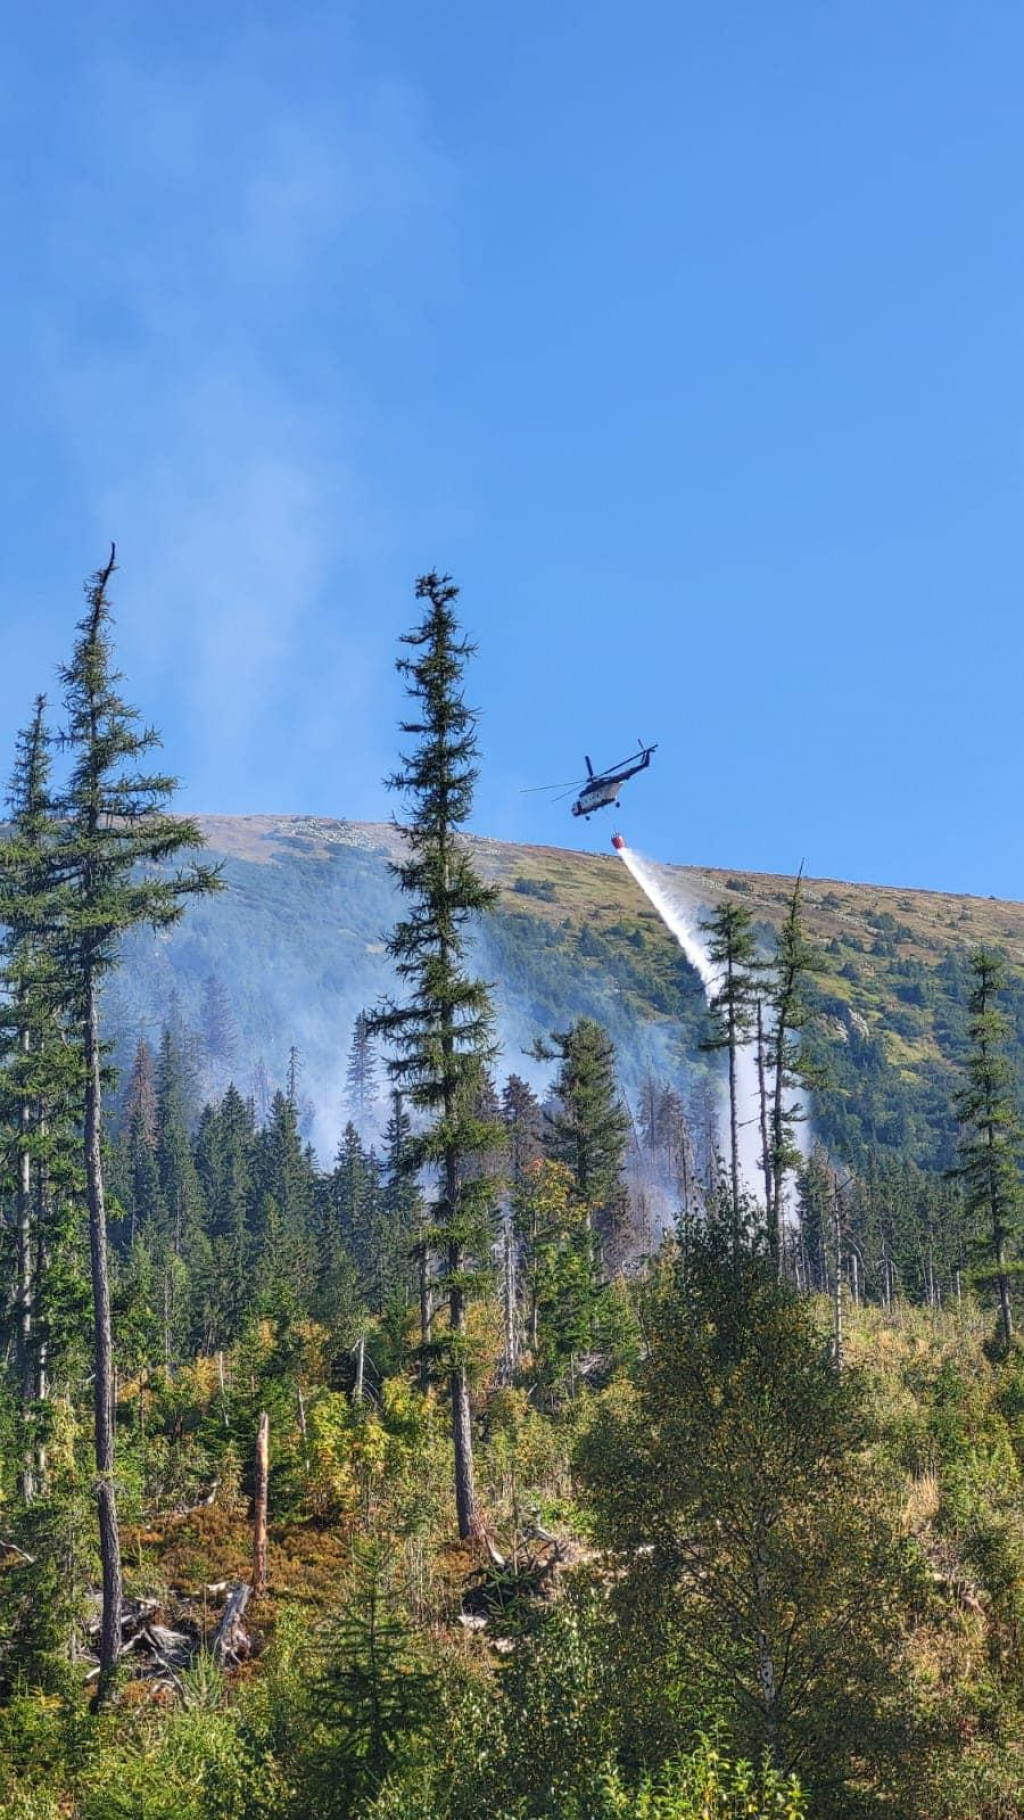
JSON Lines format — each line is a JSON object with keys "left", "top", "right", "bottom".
{"left": 1, "top": 3, "right": 1022, "bottom": 896}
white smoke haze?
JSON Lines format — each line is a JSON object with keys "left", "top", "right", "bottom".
{"left": 23, "top": 32, "right": 460, "bottom": 817}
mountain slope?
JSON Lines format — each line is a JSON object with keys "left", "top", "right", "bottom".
{"left": 107, "top": 816, "right": 1024, "bottom": 1169}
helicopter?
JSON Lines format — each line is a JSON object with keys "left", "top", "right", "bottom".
{"left": 524, "top": 740, "right": 658, "bottom": 820}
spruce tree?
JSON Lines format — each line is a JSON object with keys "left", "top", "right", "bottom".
{"left": 376, "top": 1087, "right": 432, "bottom": 1381}
{"left": 539, "top": 1019, "right": 629, "bottom": 1220}
{"left": 200, "top": 972, "right": 238, "bottom": 1094}
{"left": 379, "top": 1089, "right": 422, "bottom": 1316}
{"left": 1, "top": 703, "right": 52, "bottom": 1451}
{"left": 0, "top": 697, "right": 79, "bottom": 1502}
{"left": 252, "top": 1090, "right": 317, "bottom": 1315}
{"left": 701, "top": 902, "right": 762, "bottom": 1251}
{"left": 195, "top": 1083, "right": 255, "bottom": 1335}
{"left": 953, "top": 948, "right": 1022, "bottom": 1345}
{"left": 303, "top": 1538, "right": 436, "bottom": 1813}
{"left": 345, "top": 1010, "right": 379, "bottom": 1129}
{"left": 55, "top": 549, "right": 220, "bottom": 1698}
{"left": 119, "top": 1037, "right": 158, "bottom": 1247}
{"left": 371, "top": 571, "right": 499, "bottom": 1540}
{"left": 502, "top": 1074, "right": 544, "bottom": 1185}
{"left": 156, "top": 1023, "right": 205, "bottom": 1259}
{"left": 330, "top": 1121, "right": 378, "bottom": 1287}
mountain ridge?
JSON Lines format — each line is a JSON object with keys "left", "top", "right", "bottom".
{"left": 191, "top": 812, "right": 1024, "bottom": 921}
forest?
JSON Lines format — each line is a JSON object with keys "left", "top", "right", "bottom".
{"left": 1, "top": 559, "right": 1023, "bottom": 1819}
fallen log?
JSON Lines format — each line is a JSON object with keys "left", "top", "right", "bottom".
{"left": 0, "top": 1538, "right": 36, "bottom": 1565}
{"left": 211, "top": 1581, "right": 252, "bottom": 1665}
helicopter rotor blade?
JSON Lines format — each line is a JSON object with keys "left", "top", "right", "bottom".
{"left": 520, "top": 777, "right": 587, "bottom": 794}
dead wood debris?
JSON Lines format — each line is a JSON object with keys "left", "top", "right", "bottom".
{"left": 78, "top": 1579, "right": 255, "bottom": 1690}
{"left": 459, "top": 1524, "right": 581, "bottom": 1636}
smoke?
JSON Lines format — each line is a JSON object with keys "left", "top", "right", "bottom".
{"left": 615, "top": 841, "right": 771, "bottom": 1198}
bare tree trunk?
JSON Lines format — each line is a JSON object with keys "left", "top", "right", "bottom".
{"left": 769, "top": 872, "right": 805, "bottom": 1276}
{"left": 17, "top": 1028, "right": 34, "bottom": 1503}
{"left": 727, "top": 1013, "right": 741, "bottom": 1252}
{"left": 212, "top": 1580, "right": 251, "bottom": 1663}
{"left": 995, "top": 1234, "right": 1013, "bottom": 1345}
{"left": 353, "top": 1334, "right": 365, "bottom": 1406}
{"left": 679, "top": 1125, "right": 691, "bottom": 1224}
{"left": 163, "top": 1266, "right": 172, "bottom": 1374}
{"left": 442, "top": 902, "right": 477, "bottom": 1544}
{"left": 217, "top": 1350, "right": 229, "bottom": 1428}
{"left": 252, "top": 1411, "right": 269, "bottom": 1597}
{"left": 449, "top": 1231, "right": 477, "bottom": 1540}
{"left": 502, "top": 1214, "right": 518, "bottom": 1378}
{"left": 989, "top": 1126, "right": 1014, "bottom": 1345}
{"left": 85, "top": 972, "right": 122, "bottom": 1700}
{"left": 417, "top": 1231, "right": 432, "bottom": 1392}
{"left": 33, "top": 1195, "right": 50, "bottom": 1494}
{"left": 831, "top": 1187, "right": 844, "bottom": 1374}
{"left": 296, "top": 1381, "right": 310, "bottom": 1475}
{"left": 756, "top": 1000, "right": 774, "bottom": 1243}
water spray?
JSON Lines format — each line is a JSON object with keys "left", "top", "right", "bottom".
{"left": 611, "top": 832, "right": 767, "bottom": 1193}
{"left": 612, "top": 833, "right": 716, "bottom": 992}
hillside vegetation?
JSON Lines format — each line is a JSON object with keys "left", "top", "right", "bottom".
{"left": 110, "top": 814, "right": 1024, "bottom": 1174}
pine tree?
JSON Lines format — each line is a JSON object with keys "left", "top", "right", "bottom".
{"left": 303, "top": 1538, "right": 436, "bottom": 1814}
{"left": 375, "top": 1088, "right": 432, "bottom": 1381}
{"left": 195, "top": 1083, "right": 256, "bottom": 1335}
{"left": 1, "top": 704, "right": 52, "bottom": 1455}
{"left": 379, "top": 1089, "right": 423, "bottom": 1315}
{"left": 502, "top": 1074, "right": 544, "bottom": 1185}
{"left": 795, "top": 1146, "right": 832, "bottom": 1295}
{"left": 200, "top": 973, "right": 238, "bottom": 1095}
{"left": 330, "top": 1122, "right": 378, "bottom": 1289}
{"left": 154, "top": 1022, "right": 209, "bottom": 1359}
{"left": 371, "top": 571, "right": 499, "bottom": 1540}
{"left": 119, "top": 1037, "right": 158, "bottom": 1247}
{"left": 156, "top": 1025, "right": 204, "bottom": 1249}
{"left": 252, "top": 1090, "right": 317, "bottom": 1315}
{"left": 953, "top": 948, "right": 1022, "bottom": 1345}
{"left": 55, "top": 549, "right": 220, "bottom": 1698}
{"left": 0, "top": 697, "right": 80, "bottom": 1502}
{"left": 689, "top": 1072, "right": 723, "bottom": 1199}
{"left": 701, "top": 902, "right": 762, "bottom": 1251}
{"left": 540, "top": 1019, "right": 629, "bottom": 1221}
{"left": 250, "top": 1054, "right": 272, "bottom": 1125}
{"left": 345, "top": 1010, "right": 379, "bottom": 1129}
{"left": 122, "top": 1035, "right": 158, "bottom": 1150}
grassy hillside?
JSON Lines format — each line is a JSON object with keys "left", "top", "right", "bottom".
{"left": 108, "top": 816, "right": 1024, "bottom": 1171}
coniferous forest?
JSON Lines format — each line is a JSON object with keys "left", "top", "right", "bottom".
{"left": 3, "top": 559, "right": 1024, "bottom": 1820}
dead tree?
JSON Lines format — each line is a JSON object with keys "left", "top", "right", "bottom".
{"left": 252, "top": 1411, "right": 269, "bottom": 1597}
